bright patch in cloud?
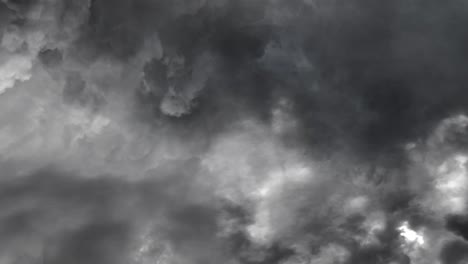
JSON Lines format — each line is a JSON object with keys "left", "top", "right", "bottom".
{"left": 398, "top": 221, "right": 425, "bottom": 246}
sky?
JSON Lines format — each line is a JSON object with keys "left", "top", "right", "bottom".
{"left": 1, "top": 0, "right": 468, "bottom": 263}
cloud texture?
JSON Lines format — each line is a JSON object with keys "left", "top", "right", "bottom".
{"left": 2, "top": 0, "right": 468, "bottom": 263}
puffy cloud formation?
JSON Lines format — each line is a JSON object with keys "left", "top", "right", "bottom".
{"left": 2, "top": 0, "right": 468, "bottom": 264}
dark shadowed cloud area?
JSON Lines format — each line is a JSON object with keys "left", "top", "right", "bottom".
{"left": 2, "top": 0, "right": 468, "bottom": 263}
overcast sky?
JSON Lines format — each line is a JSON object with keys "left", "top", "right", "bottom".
{"left": 1, "top": 0, "right": 468, "bottom": 263}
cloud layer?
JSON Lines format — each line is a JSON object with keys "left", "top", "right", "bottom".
{"left": 2, "top": 0, "right": 468, "bottom": 263}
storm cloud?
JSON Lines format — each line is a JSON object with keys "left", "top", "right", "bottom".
{"left": 1, "top": 0, "right": 468, "bottom": 263}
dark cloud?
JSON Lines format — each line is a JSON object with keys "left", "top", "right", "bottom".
{"left": 2, "top": 0, "right": 468, "bottom": 263}
{"left": 50, "top": 221, "right": 132, "bottom": 264}
{"left": 446, "top": 214, "right": 468, "bottom": 241}
{"left": 0, "top": 162, "right": 221, "bottom": 263}
{"left": 440, "top": 239, "right": 468, "bottom": 264}
{"left": 113, "top": 0, "right": 468, "bottom": 160}
{"left": 38, "top": 48, "right": 62, "bottom": 68}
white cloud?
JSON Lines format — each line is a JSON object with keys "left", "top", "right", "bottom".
{"left": 0, "top": 55, "right": 33, "bottom": 94}
{"left": 398, "top": 221, "right": 425, "bottom": 246}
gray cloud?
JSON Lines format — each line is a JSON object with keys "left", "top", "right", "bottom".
{"left": 1, "top": 0, "right": 468, "bottom": 263}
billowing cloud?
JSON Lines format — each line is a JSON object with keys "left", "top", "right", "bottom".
{"left": 1, "top": 0, "right": 468, "bottom": 263}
